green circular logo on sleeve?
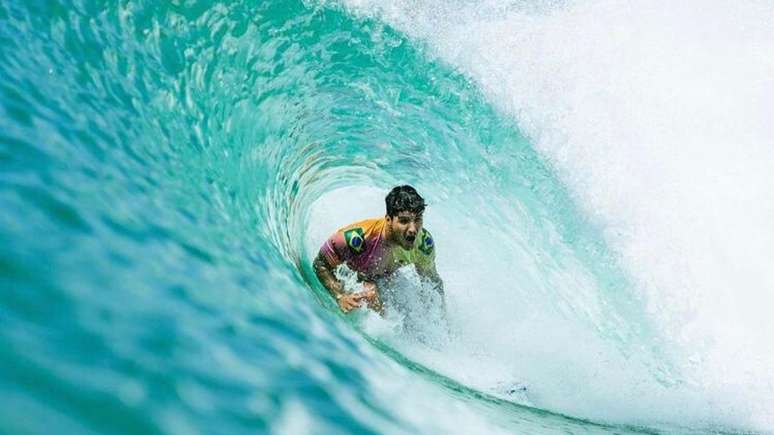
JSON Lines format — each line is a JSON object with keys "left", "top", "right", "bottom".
{"left": 418, "top": 229, "right": 434, "bottom": 255}
{"left": 344, "top": 228, "right": 366, "bottom": 254}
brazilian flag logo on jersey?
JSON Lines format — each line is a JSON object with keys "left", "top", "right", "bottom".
{"left": 344, "top": 228, "right": 366, "bottom": 254}
{"left": 418, "top": 229, "right": 434, "bottom": 255}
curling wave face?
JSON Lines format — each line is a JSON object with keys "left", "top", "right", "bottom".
{"left": 1, "top": 0, "right": 771, "bottom": 433}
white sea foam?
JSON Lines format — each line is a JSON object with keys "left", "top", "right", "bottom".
{"left": 316, "top": 0, "right": 774, "bottom": 431}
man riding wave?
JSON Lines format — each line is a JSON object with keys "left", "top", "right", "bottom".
{"left": 313, "top": 185, "right": 444, "bottom": 313}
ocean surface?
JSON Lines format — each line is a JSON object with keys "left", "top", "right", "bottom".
{"left": 2, "top": 0, "right": 774, "bottom": 434}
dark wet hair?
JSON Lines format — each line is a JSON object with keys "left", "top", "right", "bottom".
{"left": 385, "top": 185, "right": 425, "bottom": 217}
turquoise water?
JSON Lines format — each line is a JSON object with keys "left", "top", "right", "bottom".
{"left": 2, "top": 0, "right": 773, "bottom": 434}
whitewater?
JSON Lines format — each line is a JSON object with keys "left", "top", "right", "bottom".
{"left": 1, "top": 0, "right": 773, "bottom": 434}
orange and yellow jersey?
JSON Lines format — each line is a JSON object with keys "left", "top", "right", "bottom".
{"left": 319, "top": 217, "right": 436, "bottom": 281}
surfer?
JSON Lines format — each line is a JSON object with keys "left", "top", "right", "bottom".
{"left": 313, "top": 185, "right": 444, "bottom": 314}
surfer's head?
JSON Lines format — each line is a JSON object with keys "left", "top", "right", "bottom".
{"left": 385, "top": 185, "right": 425, "bottom": 250}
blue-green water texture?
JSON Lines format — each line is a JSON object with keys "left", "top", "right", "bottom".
{"left": 3, "top": 1, "right": 773, "bottom": 434}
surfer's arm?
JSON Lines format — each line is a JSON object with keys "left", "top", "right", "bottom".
{"left": 421, "top": 262, "right": 444, "bottom": 296}
{"left": 417, "top": 255, "right": 446, "bottom": 318}
{"left": 416, "top": 246, "right": 444, "bottom": 296}
{"left": 315, "top": 233, "right": 349, "bottom": 300}
{"left": 313, "top": 252, "right": 345, "bottom": 300}
{"left": 313, "top": 252, "right": 379, "bottom": 313}
{"left": 315, "top": 230, "right": 383, "bottom": 313}
{"left": 416, "top": 229, "right": 443, "bottom": 296}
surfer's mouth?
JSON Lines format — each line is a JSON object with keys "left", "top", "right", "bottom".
{"left": 405, "top": 235, "right": 416, "bottom": 243}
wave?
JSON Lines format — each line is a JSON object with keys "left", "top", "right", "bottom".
{"left": 1, "top": 0, "right": 771, "bottom": 433}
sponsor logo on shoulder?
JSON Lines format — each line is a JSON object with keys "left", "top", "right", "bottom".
{"left": 418, "top": 228, "right": 434, "bottom": 255}
{"left": 344, "top": 228, "right": 366, "bottom": 254}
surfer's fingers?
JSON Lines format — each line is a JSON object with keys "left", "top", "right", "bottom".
{"left": 344, "top": 297, "right": 360, "bottom": 309}
{"left": 338, "top": 297, "right": 353, "bottom": 311}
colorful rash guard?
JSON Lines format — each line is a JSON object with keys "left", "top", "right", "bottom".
{"left": 319, "top": 217, "right": 436, "bottom": 281}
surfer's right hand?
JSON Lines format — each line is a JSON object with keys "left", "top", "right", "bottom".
{"left": 336, "top": 293, "right": 365, "bottom": 313}
{"left": 359, "top": 282, "right": 383, "bottom": 313}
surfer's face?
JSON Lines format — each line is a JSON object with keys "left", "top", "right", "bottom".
{"left": 387, "top": 211, "right": 423, "bottom": 250}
